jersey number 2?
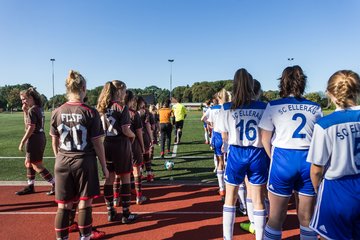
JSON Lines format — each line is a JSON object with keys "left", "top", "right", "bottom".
{"left": 292, "top": 113, "right": 306, "bottom": 139}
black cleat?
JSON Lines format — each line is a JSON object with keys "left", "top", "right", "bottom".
{"left": 46, "top": 185, "right": 55, "bottom": 196}
{"left": 16, "top": 185, "right": 35, "bottom": 195}
{"left": 107, "top": 209, "right": 117, "bottom": 222}
{"left": 121, "top": 213, "right": 138, "bottom": 224}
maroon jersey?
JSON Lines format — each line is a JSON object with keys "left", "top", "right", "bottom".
{"left": 27, "top": 105, "right": 45, "bottom": 134}
{"left": 50, "top": 102, "right": 104, "bottom": 157}
{"left": 129, "top": 108, "right": 143, "bottom": 134}
{"left": 101, "top": 102, "right": 131, "bottom": 140}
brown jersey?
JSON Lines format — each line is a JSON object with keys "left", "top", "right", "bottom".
{"left": 27, "top": 105, "right": 45, "bottom": 134}
{"left": 50, "top": 102, "right": 104, "bottom": 157}
{"left": 129, "top": 108, "right": 143, "bottom": 134}
{"left": 101, "top": 102, "right": 131, "bottom": 140}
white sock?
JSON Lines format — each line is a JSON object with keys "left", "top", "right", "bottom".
{"left": 300, "top": 225, "right": 318, "bottom": 240}
{"left": 264, "top": 225, "right": 281, "bottom": 240}
{"left": 223, "top": 205, "right": 236, "bottom": 240}
{"left": 214, "top": 154, "right": 218, "bottom": 169}
{"left": 205, "top": 131, "right": 209, "bottom": 142}
{"left": 246, "top": 198, "right": 254, "bottom": 224}
{"left": 238, "top": 183, "right": 247, "bottom": 211}
{"left": 253, "top": 209, "right": 266, "bottom": 240}
{"left": 27, "top": 179, "right": 35, "bottom": 185}
{"left": 217, "top": 170, "right": 225, "bottom": 191}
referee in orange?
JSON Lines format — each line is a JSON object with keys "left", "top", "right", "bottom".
{"left": 158, "top": 99, "right": 174, "bottom": 158}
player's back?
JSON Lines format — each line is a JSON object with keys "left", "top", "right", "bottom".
{"left": 220, "top": 101, "right": 266, "bottom": 148}
{"left": 309, "top": 106, "right": 360, "bottom": 180}
{"left": 259, "top": 97, "right": 322, "bottom": 149}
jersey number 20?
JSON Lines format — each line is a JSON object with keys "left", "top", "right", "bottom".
{"left": 236, "top": 119, "right": 257, "bottom": 141}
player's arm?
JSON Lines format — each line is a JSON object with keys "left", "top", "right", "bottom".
{"left": 310, "top": 164, "right": 324, "bottom": 193}
{"left": 18, "top": 124, "right": 35, "bottom": 151}
{"left": 145, "top": 122, "right": 153, "bottom": 142}
{"left": 221, "top": 131, "right": 228, "bottom": 153}
{"left": 260, "top": 129, "right": 272, "bottom": 158}
{"left": 121, "top": 125, "right": 135, "bottom": 141}
{"left": 22, "top": 104, "right": 29, "bottom": 131}
{"left": 51, "top": 136, "right": 59, "bottom": 156}
{"left": 136, "top": 128, "right": 145, "bottom": 153}
{"left": 92, "top": 136, "right": 109, "bottom": 179}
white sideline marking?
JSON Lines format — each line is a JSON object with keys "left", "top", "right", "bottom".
{"left": 0, "top": 211, "right": 222, "bottom": 215}
{"left": 0, "top": 211, "right": 298, "bottom": 216}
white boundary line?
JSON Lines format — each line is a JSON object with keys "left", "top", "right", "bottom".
{"left": 0, "top": 211, "right": 298, "bottom": 216}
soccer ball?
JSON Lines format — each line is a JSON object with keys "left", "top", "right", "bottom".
{"left": 164, "top": 160, "right": 175, "bottom": 170}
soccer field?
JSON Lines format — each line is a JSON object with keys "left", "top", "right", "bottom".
{"left": 0, "top": 111, "right": 216, "bottom": 182}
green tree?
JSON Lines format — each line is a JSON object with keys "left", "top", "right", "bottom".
{"left": 191, "top": 83, "right": 216, "bottom": 102}
{"left": 262, "top": 90, "right": 280, "bottom": 102}
{"left": 7, "top": 88, "right": 21, "bottom": 110}
{"left": 304, "top": 92, "right": 322, "bottom": 104}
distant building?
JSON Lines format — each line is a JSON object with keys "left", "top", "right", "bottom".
{"left": 182, "top": 102, "right": 203, "bottom": 111}
{"left": 140, "top": 94, "right": 155, "bottom": 105}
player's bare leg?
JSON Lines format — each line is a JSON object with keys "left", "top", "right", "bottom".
{"left": 223, "top": 184, "right": 239, "bottom": 240}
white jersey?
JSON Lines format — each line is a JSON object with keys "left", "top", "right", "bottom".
{"left": 207, "top": 104, "right": 222, "bottom": 133}
{"left": 307, "top": 106, "right": 360, "bottom": 180}
{"left": 218, "top": 101, "right": 267, "bottom": 148}
{"left": 259, "top": 97, "right": 322, "bottom": 149}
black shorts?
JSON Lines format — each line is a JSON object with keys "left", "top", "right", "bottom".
{"left": 26, "top": 133, "right": 46, "bottom": 163}
{"left": 104, "top": 138, "right": 132, "bottom": 174}
{"left": 175, "top": 120, "right": 184, "bottom": 130}
{"left": 55, "top": 154, "right": 100, "bottom": 203}
{"left": 132, "top": 139, "right": 143, "bottom": 167}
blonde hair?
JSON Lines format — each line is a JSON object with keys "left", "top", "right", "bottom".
{"left": 327, "top": 70, "right": 360, "bottom": 108}
{"left": 97, "top": 80, "right": 127, "bottom": 114}
{"left": 149, "top": 104, "right": 157, "bottom": 113}
{"left": 216, "top": 88, "right": 230, "bottom": 103}
{"left": 65, "top": 70, "right": 86, "bottom": 99}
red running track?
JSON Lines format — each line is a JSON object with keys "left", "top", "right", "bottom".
{"left": 0, "top": 184, "right": 300, "bottom": 240}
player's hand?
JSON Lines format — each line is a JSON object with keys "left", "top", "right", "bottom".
{"left": 142, "top": 147, "right": 146, "bottom": 154}
{"left": 102, "top": 166, "right": 109, "bottom": 179}
{"left": 22, "top": 104, "right": 28, "bottom": 113}
{"left": 24, "top": 159, "right": 31, "bottom": 168}
{"left": 19, "top": 141, "right": 24, "bottom": 152}
{"left": 221, "top": 144, "right": 225, "bottom": 153}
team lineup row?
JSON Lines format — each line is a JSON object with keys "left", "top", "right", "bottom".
{"left": 17, "top": 72, "right": 187, "bottom": 240}
{"left": 201, "top": 66, "right": 360, "bottom": 240}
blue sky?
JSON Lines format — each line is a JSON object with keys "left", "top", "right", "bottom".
{"left": 1, "top": 0, "right": 359, "bottom": 99}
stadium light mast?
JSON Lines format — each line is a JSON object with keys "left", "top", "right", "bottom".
{"left": 50, "top": 58, "right": 55, "bottom": 111}
{"left": 168, "top": 59, "right": 174, "bottom": 99}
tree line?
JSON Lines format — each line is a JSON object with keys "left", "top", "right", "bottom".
{"left": 0, "top": 80, "right": 331, "bottom": 111}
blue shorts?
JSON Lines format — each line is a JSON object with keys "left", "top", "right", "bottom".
{"left": 267, "top": 147, "right": 315, "bottom": 197}
{"left": 203, "top": 122, "right": 207, "bottom": 128}
{"left": 225, "top": 145, "right": 269, "bottom": 186}
{"left": 310, "top": 174, "right": 360, "bottom": 240}
{"left": 212, "top": 131, "right": 223, "bottom": 156}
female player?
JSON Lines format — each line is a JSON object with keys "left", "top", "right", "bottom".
{"left": 97, "top": 80, "right": 138, "bottom": 223}
{"left": 125, "top": 90, "right": 148, "bottom": 205}
{"left": 219, "top": 69, "right": 268, "bottom": 240}
{"left": 307, "top": 70, "right": 360, "bottom": 240}
{"left": 16, "top": 87, "right": 55, "bottom": 196}
{"left": 137, "top": 97, "right": 154, "bottom": 182}
{"left": 207, "top": 88, "right": 230, "bottom": 199}
{"left": 259, "top": 66, "right": 322, "bottom": 240}
{"left": 201, "top": 99, "right": 212, "bottom": 144}
{"left": 158, "top": 99, "right": 174, "bottom": 158}
{"left": 51, "top": 70, "right": 109, "bottom": 240}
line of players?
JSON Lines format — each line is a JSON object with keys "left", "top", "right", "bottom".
{"left": 17, "top": 71, "right": 170, "bottom": 240}
{"left": 202, "top": 67, "right": 360, "bottom": 240}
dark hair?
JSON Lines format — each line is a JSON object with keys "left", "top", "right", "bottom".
{"left": 125, "top": 90, "right": 135, "bottom": 105}
{"left": 232, "top": 68, "right": 254, "bottom": 108}
{"left": 253, "top": 79, "right": 261, "bottom": 96}
{"left": 278, "top": 65, "right": 307, "bottom": 98}
{"left": 163, "top": 99, "right": 171, "bottom": 108}
{"left": 136, "top": 96, "right": 146, "bottom": 111}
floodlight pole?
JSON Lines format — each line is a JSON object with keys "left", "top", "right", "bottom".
{"left": 168, "top": 59, "right": 174, "bottom": 99}
{"left": 50, "top": 58, "right": 55, "bottom": 111}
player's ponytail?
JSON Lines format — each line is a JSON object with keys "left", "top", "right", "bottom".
{"left": 232, "top": 68, "right": 254, "bottom": 109}
{"left": 327, "top": 70, "right": 360, "bottom": 109}
{"left": 97, "top": 82, "right": 114, "bottom": 114}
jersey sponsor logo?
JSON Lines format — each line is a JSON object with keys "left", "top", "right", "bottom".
{"left": 319, "top": 225, "right": 327, "bottom": 233}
